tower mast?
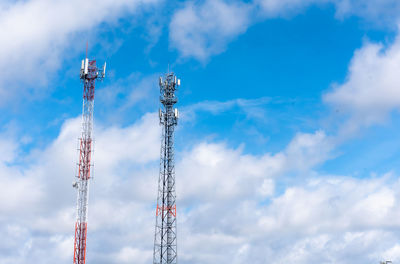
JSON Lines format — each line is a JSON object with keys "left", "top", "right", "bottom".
{"left": 153, "top": 72, "right": 181, "bottom": 264}
{"left": 72, "top": 56, "right": 105, "bottom": 264}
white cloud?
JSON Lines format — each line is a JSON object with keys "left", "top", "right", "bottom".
{"left": 169, "top": 0, "right": 253, "bottom": 62}
{"left": 285, "top": 130, "right": 333, "bottom": 170}
{"left": 182, "top": 97, "right": 271, "bottom": 122}
{"left": 115, "top": 246, "right": 152, "bottom": 263}
{"left": 333, "top": 0, "right": 400, "bottom": 24}
{"left": 256, "top": 0, "right": 329, "bottom": 17}
{"left": 0, "top": 167, "right": 42, "bottom": 214}
{"left": 324, "top": 33, "right": 400, "bottom": 134}
{"left": 384, "top": 244, "right": 400, "bottom": 263}
{"left": 177, "top": 130, "right": 332, "bottom": 204}
{"left": 0, "top": 133, "right": 43, "bottom": 215}
{"left": 178, "top": 176, "right": 400, "bottom": 264}
{"left": 261, "top": 176, "right": 398, "bottom": 235}
{"left": 178, "top": 174, "right": 400, "bottom": 264}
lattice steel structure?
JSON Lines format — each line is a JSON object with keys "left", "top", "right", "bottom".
{"left": 153, "top": 72, "right": 181, "bottom": 264}
{"left": 72, "top": 57, "right": 105, "bottom": 264}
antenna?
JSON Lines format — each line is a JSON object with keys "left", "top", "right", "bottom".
{"left": 85, "top": 41, "right": 88, "bottom": 59}
{"left": 84, "top": 58, "right": 89, "bottom": 75}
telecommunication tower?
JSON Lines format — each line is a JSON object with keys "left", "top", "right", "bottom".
{"left": 72, "top": 56, "right": 106, "bottom": 264}
{"left": 153, "top": 72, "right": 181, "bottom": 264}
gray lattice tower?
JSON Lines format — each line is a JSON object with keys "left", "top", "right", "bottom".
{"left": 153, "top": 72, "right": 181, "bottom": 264}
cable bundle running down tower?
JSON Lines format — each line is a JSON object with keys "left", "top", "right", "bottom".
{"left": 153, "top": 72, "right": 181, "bottom": 264}
{"left": 72, "top": 57, "right": 105, "bottom": 264}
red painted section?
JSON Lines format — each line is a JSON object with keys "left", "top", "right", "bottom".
{"left": 73, "top": 222, "right": 88, "bottom": 264}
{"left": 156, "top": 204, "right": 177, "bottom": 217}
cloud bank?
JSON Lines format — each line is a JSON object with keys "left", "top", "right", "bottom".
{"left": 0, "top": 110, "right": 397, "bottom": 264}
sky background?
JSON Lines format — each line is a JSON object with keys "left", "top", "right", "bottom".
{"left": 2, "top": 0, "right": 400, "bottom": 263}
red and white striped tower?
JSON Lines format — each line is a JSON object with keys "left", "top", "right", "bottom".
{"left": 72, "top": 56, "right": 105, "bottom": 264}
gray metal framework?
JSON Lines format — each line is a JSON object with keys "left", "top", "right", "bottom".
{"left": 153, "top": 72, "right": 180, "bottom": 264}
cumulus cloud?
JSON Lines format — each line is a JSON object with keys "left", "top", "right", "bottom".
{"left": 169, "top": 0, "right": 253, "bottom": 62}
{"left": 324, "top": 33, "right": 400, "bottom": 134}
{"left": 177, "top": 130, "right": 333, "bottom": 204}
{"left": 179, "top": 174, "right": 400, "bottom": 264}
{"left": 262, "top": 176, "right": 398, "bottom": 234}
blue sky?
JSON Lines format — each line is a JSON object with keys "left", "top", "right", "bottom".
{"left": 3, "top": 0, "right": 400, "bottom": 264}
